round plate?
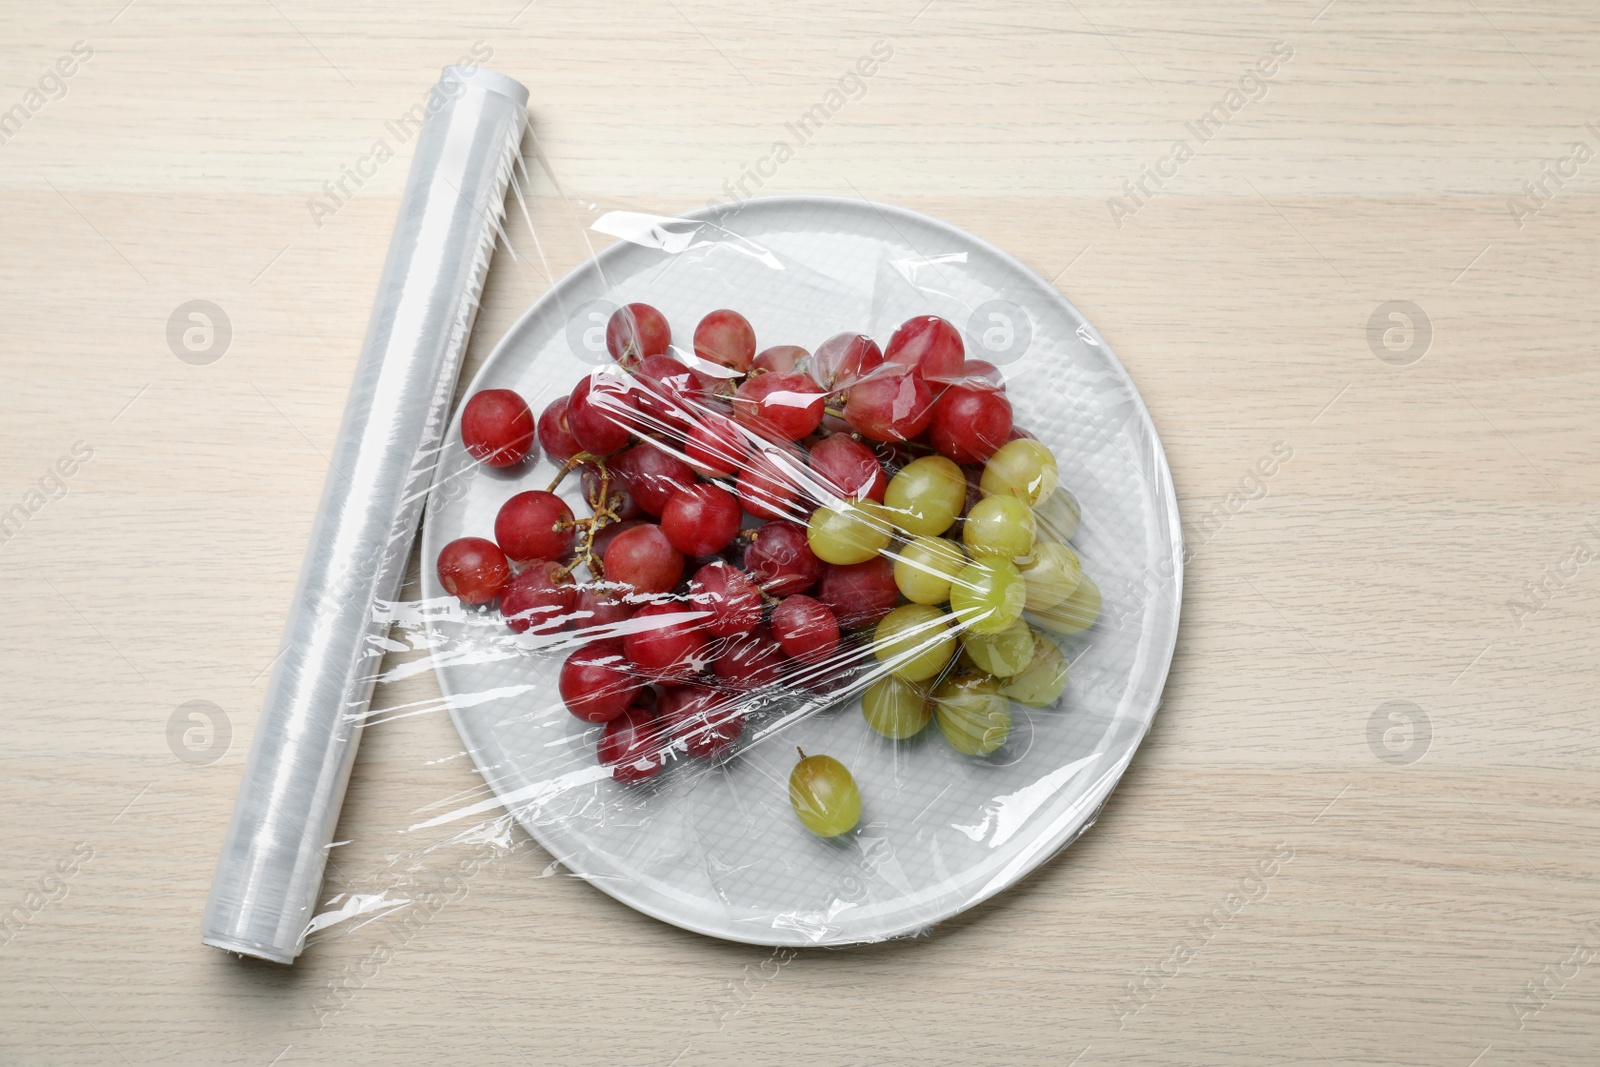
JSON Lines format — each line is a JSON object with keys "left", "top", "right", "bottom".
{"left": 420, "top": 195, "right": 1182, "bottom": 946}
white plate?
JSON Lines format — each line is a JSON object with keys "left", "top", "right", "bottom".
{"left": 420, "top": 196, "right": 1182, "bottom": 946}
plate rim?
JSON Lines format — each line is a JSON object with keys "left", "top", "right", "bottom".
{"left": 423, "top": 193, "right": 1185, "bottom": 946}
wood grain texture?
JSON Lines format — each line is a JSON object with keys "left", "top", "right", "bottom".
{"left": 2, "top": 1, "right": 1598, "bottom": 1064}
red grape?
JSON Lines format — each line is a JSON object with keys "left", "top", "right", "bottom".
{"left": 598, "top": 706, "right": 668, "bottom": 783}
{"left": 572, "top": 583, "right": 633, "bottom": 633}
{"left": 796, "top": 639, "right": 869, "bottom": 695}
{"left": 807, "top": 434, "right": 887, "bottom": 503}
{"left": 693, "top": 309, "right": 756, "bottom": 373}
{"left": 610, "top": 444, "right": 696, "bottom": 517}
{"left": 605, "top": 302, "right": 671, "bottom": 369}
{"left": 560, "top": 641, "right": 643, "bottom": 723}
{"left": 843, "top": 368, "right": 934, "bottom": 442}
{"left": 885, "top": 315, "right": 964, "bottom": 381}
{"left": 623, "top": 601, "right": 709, "bottom": 681}
{"left": 493, "top": 490, "right": 575, "bottom": 564}
{"left": 711, "top": 627, "right": 786, "bottom": 690}
{"left": 602, "top": 524, "right": 683, "bottom": 595}
{"left": 770, "top": 595, "right": 840, "bottom": 665}
{"left": 812, "top": 333, "right": 883, "bottom": 391}
{"left": 658, "top": 685, "right": 743, "bottom": 759}
{"left": 685, "top": 358, "right": 744, "bottom": 398}
{"left": 954, "top": 358, "right": 1004, "bottom": 389}
{"left": 684, "top": 413, "right": 748, "bottom": 477}
{"left": 818, "top": 413, "right": 853, "bottom": 439}
{"left": 753, "top": 345, "right": 809, "bottom": 375}
{"left": 634, "top": 353, "right": 700, "bottom": 430}
{"left": 661, "top": 484, "right": 741, "bottom": 557}
{"left": 737, "top": 445, "right": 804, "bottom": 521}
{"left": 687, "top": 561, "right": 763, "bottom": 637}
{"left": 592, "top": 518, "right": 644, "bottom": 559}
{"left": 568, "top": 372, "right": 638, "bottom": 456}
{"left": 732, "top": 371, "right": 825, "bottom": 441}
{"left": 461, "top": 389, "right": 536, "bottom": 468}
{"left": 436, "top": 537, "right": 510, "bottom": 605}
{"left": 500, "top": 561, "right": 576, "bottom": 635}
{"left": 536, "top": 395, "right": 582, "bottom": 465}
{"left": 581, "top": 461, "right": 642, "bottom": 521}
{"left": 743, "top": 520, "right": 821, "bottom": 595}
{"left": 816, "top": 557, "right": 898, "bottom": 628}
{"left": 929, "top": 384, "right": 1013, "bottom": 464}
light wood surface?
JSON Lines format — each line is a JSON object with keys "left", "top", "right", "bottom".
{"left": 3, "top": 1, "right": 1598, "bottom": 1064}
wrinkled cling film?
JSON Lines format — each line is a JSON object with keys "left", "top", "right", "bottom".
{"left": 284, "top": 192, "right": 1183, "bottom": 952}
{"left": 385, "top": 196, "right": 1185, "bottom": 948}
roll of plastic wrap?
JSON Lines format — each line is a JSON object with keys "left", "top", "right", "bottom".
{"left": 202, "top": 65, "right": 528, "bottom": 964}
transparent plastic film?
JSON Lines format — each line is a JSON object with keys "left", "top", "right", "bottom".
{"left": 201, "top": 65, "right": 529, "bottom": 964}
{"left": 401, "top": 197, "right": 1183, "bottom": 947}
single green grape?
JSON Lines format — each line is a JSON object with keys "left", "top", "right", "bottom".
{"left": 949, "top": 558, "right": 1026, "bottom": 635}
{"left": 980, "top": 438, "right": 1059, "bottom": 505}
{"left": 873, "top": 603, "right": 957, "bottom": 682}
{"left": 961, "top": 617, "right": 1035, "bottom": 677}
{"left": 893, "top": 535, "right": 966, "bottom": 604}
{"left": 1020, "top": 540, "right": 1083, "bottom": 611}
{"left": 883, "top": 455, "right": 965, "bottom": 537}
{"left": 963, "top": 494, "right": 1036, "bottom": 561}
{"left": 789, "top": 750, "right": 863, "bottom": 837}
{"left": 807, "top": 500, "right": 891, "bottom": 565}
{"left": 1034, "top": 486, "right": 1080, "bottom": 543}
{"left": 1001, "top": 633, "right": 1069, "bottom": 707}
{"left": 1029, "top": 572, "right": 1101, "bottom": 636}
{"left": 862, "top": 674, "right": 932, "bottom": 739}
{"left": 933, "top": 673, "right": 1011, "bottom": 756}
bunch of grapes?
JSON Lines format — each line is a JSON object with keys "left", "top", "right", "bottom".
{"left": 435, "top": 303, "right": 1099, "bottom": 835}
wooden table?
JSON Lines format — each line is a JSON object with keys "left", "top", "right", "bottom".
{"left": 3, "top": 1, "right": 1596, "bottom": 1063}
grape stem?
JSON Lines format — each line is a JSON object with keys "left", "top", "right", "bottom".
{"left": 553, "top": 456, "right": 620, "bottom": 581}
{"left": 546, "top": 452, "right": 595, "bottom": 494}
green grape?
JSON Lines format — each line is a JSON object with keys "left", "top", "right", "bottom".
{"left": 1029, "top": 572, "right": 1101, "bottom": 636}
{"left": 980, "top": 438, "right": 1059, "bottom": 505}
{"left": 961, "top": 618, "right": 1035, "bottom": 677}
{"left": 949, "top": 558, "right": 1026, "bottom": 635}
{"left": 807, "top": 500, "right": 892, "bottom": 565}
{"left": 788, "top": 750, "right": 863, "bottom": 837}
{"left": 893, "top": 535, "right": 966, "bottom": 604}
{"left": 862, "top": 675, "right": 932, "bottom": 739}
{"left": 883, "top": 455, "right": 965, "bottom": 537}
{"left": 1034, "top": 486, "right": 1080, "bottom": 543}
{"left": 933, "top": 673, "right": 1011, "bottom": 756}
{"left": 1001, "top": 633, "right": 1069, "bottom": 707}
{"left": 962, "top": 494, "right": 1035, "bottom": 561}
{"left": 1020, "top": 540, "right": 1083, "bottom": 611}
{"left": 873, "top": 603, "right": 957, "bottom": 682}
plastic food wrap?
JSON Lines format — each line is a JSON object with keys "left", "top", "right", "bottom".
{"left": 415, "top": 196, "right": 1181, "bottom": 946}
{"left": 202, "top": 64, "right": 529, "bottom": 964}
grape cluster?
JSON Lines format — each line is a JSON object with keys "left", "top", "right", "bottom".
{"left": 435, "top": 304, "right": 1098, "bottom": 833}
